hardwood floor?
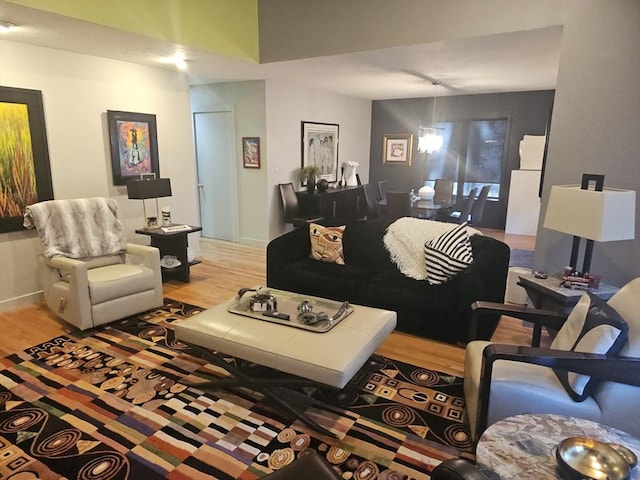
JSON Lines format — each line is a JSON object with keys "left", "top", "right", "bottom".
{"left": 1, "top": 229, "right": 537, "bottom": 378}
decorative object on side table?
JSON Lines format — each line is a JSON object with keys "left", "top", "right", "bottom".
{"left": 299, "top": 165, "right": 321, "bottom": 193}
{"left": 343, "top": 161, "right": 360, "bottom": 186}
{"left": 316, "top": 178, "right": 329, "bottom": 192}
{"left": 543, "top": 173, "right": 636, "bottom": 276}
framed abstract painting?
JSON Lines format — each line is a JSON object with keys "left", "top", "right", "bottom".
{"left": 0, "top": 86, "right": 54, "bottom": 233}
{"left": 107, "top": 110, "right": 160, "bottom": 185}
{"left": 301, "top": 121, "right": 339, "bottom": 184}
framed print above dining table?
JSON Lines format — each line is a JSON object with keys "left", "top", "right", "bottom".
{"left": 382, "top": 134, "right": 413, "bottom": 166}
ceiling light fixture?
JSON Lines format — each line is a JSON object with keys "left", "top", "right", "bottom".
{"left": 172, "top": 53, "right": 187, "bottom": 70}
{"left": 0, "top": 20, "right": 17, "bottom": 33}
{"left": 417, "top": 81, "right": 444, "bottom": 154}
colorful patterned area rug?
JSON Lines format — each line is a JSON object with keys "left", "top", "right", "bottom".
{"left": 0, "top": 299, "right": 475, "bottom": 479}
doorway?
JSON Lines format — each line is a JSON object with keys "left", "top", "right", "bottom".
{"left": 193, "top": 110, "right": 239, "bottom": 242}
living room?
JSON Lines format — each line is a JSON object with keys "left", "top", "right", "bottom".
{"left": 0, "top": 1, "right": 638, "bottom": 478}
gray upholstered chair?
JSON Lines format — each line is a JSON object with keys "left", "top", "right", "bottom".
{"left": 24, "top": 197, "right": 163, "bottom": 330}
{"left": 464, "top": 277, "right": 640, "bottom": 440}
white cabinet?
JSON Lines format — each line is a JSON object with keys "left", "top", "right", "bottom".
{"left": 505, "top": 170, "right": 541, "bottom": 236}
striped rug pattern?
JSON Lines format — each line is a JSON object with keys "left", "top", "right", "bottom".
{"left": 0, "top": 299, "right": 474, "bottom": 479}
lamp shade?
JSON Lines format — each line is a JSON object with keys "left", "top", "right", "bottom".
{"left": 126, "top": 178, "right": 172, "bottom": 199}
{"left": 543, "top": 185, "right": 635, "bottom": 241}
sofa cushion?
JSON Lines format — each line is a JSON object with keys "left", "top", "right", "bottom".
{"left": 309, "top": 223, "right": 345, "bottom": 265}
{"left": 424, "top": 223, "right": 474, "bottom": 285}
{"left": 551, "top": 292, "right": 628, "bottom": 401}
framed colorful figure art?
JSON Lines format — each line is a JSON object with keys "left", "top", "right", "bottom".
{"left": 107, "top": 110, "right": 160, "bottom": 185}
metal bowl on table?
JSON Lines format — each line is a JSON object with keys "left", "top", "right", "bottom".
{"left": 556, "top": 436, "right": 630, "bottom": 480}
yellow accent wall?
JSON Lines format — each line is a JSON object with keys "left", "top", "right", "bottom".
{"left": 8, "top": 0, "right": 259, "bottom": 61}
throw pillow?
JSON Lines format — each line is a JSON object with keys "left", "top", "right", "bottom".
{"left": 424, "top": 222, "right": 474, "bottom": 285}
{"left": 551, "top": 292, "right": 629, "bottom": 401}
{"left": 309, "top": 223, "right": 346, "bottom": 265}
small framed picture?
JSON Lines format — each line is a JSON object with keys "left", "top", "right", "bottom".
{"left": 382, "top": 134, "right": 413, "bottom": 166}
{"left": 242, "top": 137, "right": 260, "bottom": 168}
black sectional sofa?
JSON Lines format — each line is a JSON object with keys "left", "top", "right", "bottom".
{"left": 266, "top": 219, "right": 510, "bottom": 343}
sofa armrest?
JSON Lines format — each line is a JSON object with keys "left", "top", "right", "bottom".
{"left": 266, "top": 227, "right": 311, "bottom": 289}
{"left": 457, "top": 235, "right": 510, "bottom": 341}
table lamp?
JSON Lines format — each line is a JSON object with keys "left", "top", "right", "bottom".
{"left": 126, "top": 177, "right": 172, "bottom": 228}
{"left": 543, "top": 174, "right": 636, "bottom": 275}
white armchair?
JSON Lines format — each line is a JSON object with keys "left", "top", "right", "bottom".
{"left": 464, "top": 277, "right": 640, "bottom": 440}
{"left": 25, "top": 198, "right": 163, "bottom": 330}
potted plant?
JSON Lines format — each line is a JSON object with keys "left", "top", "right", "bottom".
{"left": 300, "top": 165, "right": 321, "bottom": 193}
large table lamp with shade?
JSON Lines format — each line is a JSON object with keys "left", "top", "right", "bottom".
{"left": 126, "top": 176, "right": 172, "bottom": 229}
{"left": 543, "top": 173, "right": 636, "bottom": 279}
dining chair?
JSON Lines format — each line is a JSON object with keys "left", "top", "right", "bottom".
{"left": 362, "top": 183, "right": 380, "bottom": 219}
{"left": 385, "top": 191, "right": 412, "bottom": 220}
{"left": 377, "top": 180, "right": 388, "bottom": 202}
{"left": 440, "top": 187, "right": 478, "bottom": 224}
{"left": 469, "top": 185, "right": 491, "bottom": 225}
{"left": 434, "top": 179, "right": 454, "bottom": 206}
{"left": 278, "top": 183, "right": 324, "bottom": 228}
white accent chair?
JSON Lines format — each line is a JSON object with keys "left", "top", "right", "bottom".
{"left": 26, "top": 198, "right": 163, "bottom": 330}
{"left": 464, "top": 277, "right": 640, "bottom": 440}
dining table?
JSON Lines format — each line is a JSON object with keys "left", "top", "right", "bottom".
{"left": 377, "top": 195, "right": 453, "bottom": 219}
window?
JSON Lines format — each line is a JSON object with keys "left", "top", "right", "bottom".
{"left": 424, "top": 118, "right": 507, "bottom": 200}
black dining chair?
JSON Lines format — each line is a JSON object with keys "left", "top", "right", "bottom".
{"left": 434, "top": 179, "right": 454, "bottom": 206}
{"left": 377, "top": 180, "right": 388, "bottom": 202}
{"left": 469, "top": 185, "right": 491, "bottom": 225}
{"left": 440, "top": 187, "right": 478, "bottom": 224}
{"left": 385, "top": 191, "right": 412, "bottom": 221}
{"left": 278, "top": 183, "right": 324, "bottom": 228}
{"left": 362, "top": 183, "right": 380, "bottom": 219}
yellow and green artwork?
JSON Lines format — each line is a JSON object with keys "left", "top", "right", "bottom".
{"left": 0, "top": 101, "right": 37, "bottom": 218}
{"left": 0, "top": 86, "right": 53, "bottom": 233}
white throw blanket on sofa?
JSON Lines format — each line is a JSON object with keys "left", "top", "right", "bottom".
{"left": 383, "top": 217, "right": 481, "bottom": 280}
{"left": 23, "top": 197, "right": 127, "bottom": 259}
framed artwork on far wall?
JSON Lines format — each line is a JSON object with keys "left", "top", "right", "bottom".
{"left": 242, "top": 137, "right": 260, "bottom": 168}
{"left": 0, "top": 86, "right": 54, "bottom": 233}
{"left": 301, "top": 121, "right": 339, "bottom": 184}
{"left": 107, "top": 110, "right": 159, "bottom": 185}
{"left": 382, "top": 134, "right": 413, "bottom": 166}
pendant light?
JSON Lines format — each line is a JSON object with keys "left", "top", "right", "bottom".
{"left": 418, "top": 81, "right": 444, "bottom": 154}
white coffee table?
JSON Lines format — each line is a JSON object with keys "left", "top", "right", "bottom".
{"left": 174, "top": 289, "right": 397, "bottom": 436}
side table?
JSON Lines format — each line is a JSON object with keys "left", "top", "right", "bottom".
{"left": 135, "top": 225, "right": 202, "bottom": 282}
{"left": 476, "top": 413, "right": 640, "bottom": 480}
{"left": 518, "top": 273, "right": 619, "bottom": 314}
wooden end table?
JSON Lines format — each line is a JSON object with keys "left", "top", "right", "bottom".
{"left": 517, "top": 273, "right": 619, "bottom": 315}
{"left": 135, "top": 224, "right": 202, "bottom": 283}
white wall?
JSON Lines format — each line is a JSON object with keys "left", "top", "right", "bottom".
{"left": 0, "top": 40, "right": 199, "bottom": 311}
{"left": 265, "top": 80, "right": 372, "bottom": 239}
{"left": 190, "top": 81, "right": 268, "bottom": 246}
{"left": 534, "top": 0, "right": 640, "bottom": 286}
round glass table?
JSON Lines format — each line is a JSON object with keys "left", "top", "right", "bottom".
{"left": 476, "top": 414, "right": 640, "bottom": 480}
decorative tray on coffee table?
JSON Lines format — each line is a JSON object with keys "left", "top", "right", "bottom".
{"left": 227, "top": 288, "right": 353, "bottom": 333}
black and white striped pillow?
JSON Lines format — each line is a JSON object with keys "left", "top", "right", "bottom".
{"left": 424, "top": 223, "right": 474, "bottom": 285}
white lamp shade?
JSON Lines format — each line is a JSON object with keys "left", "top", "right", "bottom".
{"left": 543, "top": 185, "right": 636, "bottom": 241}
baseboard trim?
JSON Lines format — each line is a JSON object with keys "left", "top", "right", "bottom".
{"left": 0, "top": 291, "right": 44, "bottom": 312}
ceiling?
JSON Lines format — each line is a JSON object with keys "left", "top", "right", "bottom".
{"left": 0, "top": 1, "right": 562, "bottom": 100}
